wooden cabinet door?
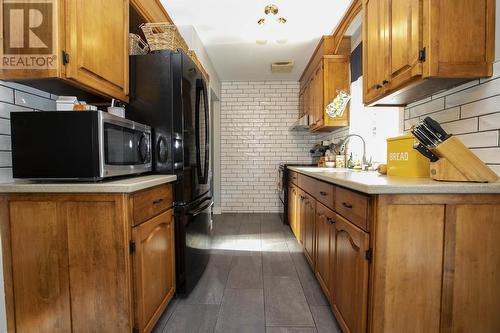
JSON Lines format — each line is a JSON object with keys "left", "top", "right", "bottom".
{"left": 8, "top": 201, "right": 71, "bottom": 333}
{"left": 426, "top": 0, "right": 495, "bottom": 78}
{"left": 288, "top": 183, "right": 299, "bottom": 240}
{"left": 440, "top": 204, "right": 500, "bottom": 333}
{"left": 65, "top": 0, "right": 129, "bottom": 101}
{"left": 363, "top": 0, "right": 387, "bottom": 104}
{"left": 332, "top": 214, "right": 369, "bottom": 333}
{"left": 302, "top": 191, "right": 316, "bottom": 268}
{"left": 305, "top": 77, "right": 314, "bottom": 127}
{"left": 133, "top": 209, "right": 175, "bottom": 333}
{"left": 311, "top": 62, "right": 324, "bottom": 130}
{"left": 63, "top": 198, "right": 132, "bottom": 333}
{"left": 315, "top": 202, "right": 335, "bottom": 300}
{"left": 387, "top": 0, "right": 422, "bottom": 89}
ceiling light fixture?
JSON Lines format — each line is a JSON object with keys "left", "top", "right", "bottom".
{"left": 264, "top": 4, "right": 278, "bottom": 15}
{"left": 256, "top": 4, "right": 288, "bottom": 45}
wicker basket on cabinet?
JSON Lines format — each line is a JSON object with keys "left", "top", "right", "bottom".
{"left": 140, "top": 22, "right": 188, "bottom": 52}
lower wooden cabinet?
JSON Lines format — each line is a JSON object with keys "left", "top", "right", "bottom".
{"left": 331, "top": 214, "right": 369, "bottom": 333}
{"left": 132, "top": 209, "right": 175, "bottom": 332}
{"left": 288, "top": 183, "right": 300, "bottom": 242}
{"left": 288, "top": 173, "right": 500, "bottom": 333}
{"left": 0, "top": 184, "right": 175, "bottom": 333}
{"left": 301, "top": 190, "right": 316, "bottom": 268}
{"left": 315, "top": 202, "right": 335, "bottom": 299}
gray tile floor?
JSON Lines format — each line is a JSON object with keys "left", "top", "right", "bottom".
{"left": 153, "top": 213, "right": 342, "bottom": 333}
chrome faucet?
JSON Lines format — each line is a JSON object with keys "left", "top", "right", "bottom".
{"left": 338, "top": 134, "right": 368, "bottom": 167}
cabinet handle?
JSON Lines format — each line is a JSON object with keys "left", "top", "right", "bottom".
{"left": 375, "top": 84, "right": 382, "bottom": 90}
{"left": 319, "top": 191, "right": 328, "bottom": 196}
{"left": 327, "top": 217, "right": 335, "bottom": 224}
{"left": 342, "top": 202, "right": 353, "bottom": 209}
{"left": 382, "top": 80, "right": 389, "bottom": 85}
{"left": 153, "top": 198, "right": 164, "bottom": 205}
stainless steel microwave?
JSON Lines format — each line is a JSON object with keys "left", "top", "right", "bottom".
{"left": 10, "top": 111, "right": 152, "bottom": 180}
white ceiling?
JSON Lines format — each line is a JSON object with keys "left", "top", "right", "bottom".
{"left": 161, "top": 0, "right": 353, "bottom": 81}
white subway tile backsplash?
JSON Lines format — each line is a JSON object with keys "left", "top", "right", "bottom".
{"left": 221, "top": 80, "right": 314, "bottom": 212}
{"left": 470, "top": 147, "right": 500, "bottom": 164}
{"left": 0, "top": 152, "right": 12, "bottom": 167}
{"left": 456, "top": 131, "right": 499, "bottom": 148}
{"left": 0, "top": 168, "right": 12, "bottom": 182}
{"left": 0, "top": 85, "right": 14, "bottom": 104}
{"left": 0, "top": 119, "right": 10, "bottom": 135}
{"left": 410, "top": 97, "right": 444, "bottom": 118}
{"left": 479, "top": 113, "right": 500, "bottom": 131}
{"left": 15, "top": 90, "right": 56, "bottom": 110}
{"left": 460, "top": 94, "right": 500, "bottom": 118}
{"left": 445, "top": 78, "right": 500, "bottom": 108}
{"left": 0, "top": 101, "right": 32, "bottom": 119}
{"left": 0, "top": 136, "right": 11, "bottom": 151}
{"left": 403, "top": 63, "right": 500, "bottom": 177}
{"left": 441, "top": 118, "right": 478, "bottom": 135}
{"left": 423, "top": 107, "right": 460, "bottom": 123}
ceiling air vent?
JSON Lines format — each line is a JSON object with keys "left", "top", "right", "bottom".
{"left": 271, "top": 61, "right": 294, "bottom": 73}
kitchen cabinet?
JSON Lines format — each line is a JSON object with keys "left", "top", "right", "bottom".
{"left": 300, "top": 189, "right": 316, "bottom": 268}
{"left": 288, "top": 171, "right": 500, "bottom": 333}
{"left": 0, "top": 0, "right": 129, "bottom": 102}
{"left": 0, "top": 183, "right": 175, "bottom": 333}
{"left": 331, "top": 214, "right": 369, "bottom": 333}
{"left": 300, "top": 56, "right": 350, "bottom": 132}
{"left": 288, "top": 183, "right": 300, "bottom": 242}
{"left": 315, "top": 202, "right": 335, "bottom": 300}
{"left": 362, "top": 0, "right": 387, "bottom": 103}
{"left": 363, "top": 0, "right": 495, "bottom": 105}
{"left": 132, "top": 209, "right": 175, "bottom": 333}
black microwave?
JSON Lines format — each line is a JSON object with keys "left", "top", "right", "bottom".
{"left": 10, "top": 111, "right": 152, "bottom": 180}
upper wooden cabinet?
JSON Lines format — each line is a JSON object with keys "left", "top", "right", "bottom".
{"left": 300, "top": 55, "right": 350, "bottom": 132}
{"left": 363, "top": 0, "right": 495, "bottom": 105}
{"left": 65, "top": 0, "right": 129, "bottom": 101}
{"left": 0, "top": 0, "right": 129, "bottom": 102}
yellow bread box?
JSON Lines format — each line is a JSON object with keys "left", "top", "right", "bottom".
{"left": 386, "top": 133, "right": 430, "bottom": 177}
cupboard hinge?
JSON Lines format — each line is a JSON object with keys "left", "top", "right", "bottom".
{"left": 418, "top": 47, "right": 426, "bottom": 62}
{"left": 132, "top": 327, "right": 139, "bottom": 333}
{"left": 129, "top": 240, "right": 136, "bottom": 254}
{"left": 365, "top": 248, "right": 373, "bottom": 263}
{"left": 62, "top": 51, "right": 69, "bottom": 65}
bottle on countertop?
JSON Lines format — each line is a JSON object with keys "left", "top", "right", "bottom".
{"left": 347, "top": 152, "right": 354, "bottom": 169}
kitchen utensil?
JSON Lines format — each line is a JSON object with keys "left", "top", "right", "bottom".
{"left": 423, "top": 117, "right": 451, "bottom": 141}
{"left": 413, "top": 143, "right": 439, "bottom": 162}
{"left": 432, "top": 136, "right": 499, "bottom": 182}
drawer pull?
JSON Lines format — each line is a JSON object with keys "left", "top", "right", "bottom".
{"left": 319, "top": 191, "right": 328, "bottom": 196}
{"left": 342, "top": 202, "right": 353, "bottom": 209}
{"left": 153, "top": 198, "right": 164, "bottom": 205}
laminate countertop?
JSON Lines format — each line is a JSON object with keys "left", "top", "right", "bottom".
{"left": 287, "top": 167, "right": 500, "bottom": 194}
{"left": 0, "top": 175, "right": 177, "bottom": 193}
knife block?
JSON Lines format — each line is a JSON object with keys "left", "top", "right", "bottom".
{"left": 430, "top": 137, "right": 499, "bottom": 182}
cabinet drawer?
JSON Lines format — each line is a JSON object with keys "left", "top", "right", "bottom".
{"left": 298, "top": 174, "right": 335, "bottom": 210}
{"left": 315, "top": 180, "right": 335, "bottom": 211}
{"left": 335, "top": 187, "right": 369, "bottom": 231}
{"left": 289, "top": 171, "right": 299, "bottom": 185}
{"left": 132, "top": 184, "right": 172, "bottom": 226}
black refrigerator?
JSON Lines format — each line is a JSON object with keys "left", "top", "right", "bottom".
{"left": 128, "top": 50, "right": 213, "bottom": 295}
